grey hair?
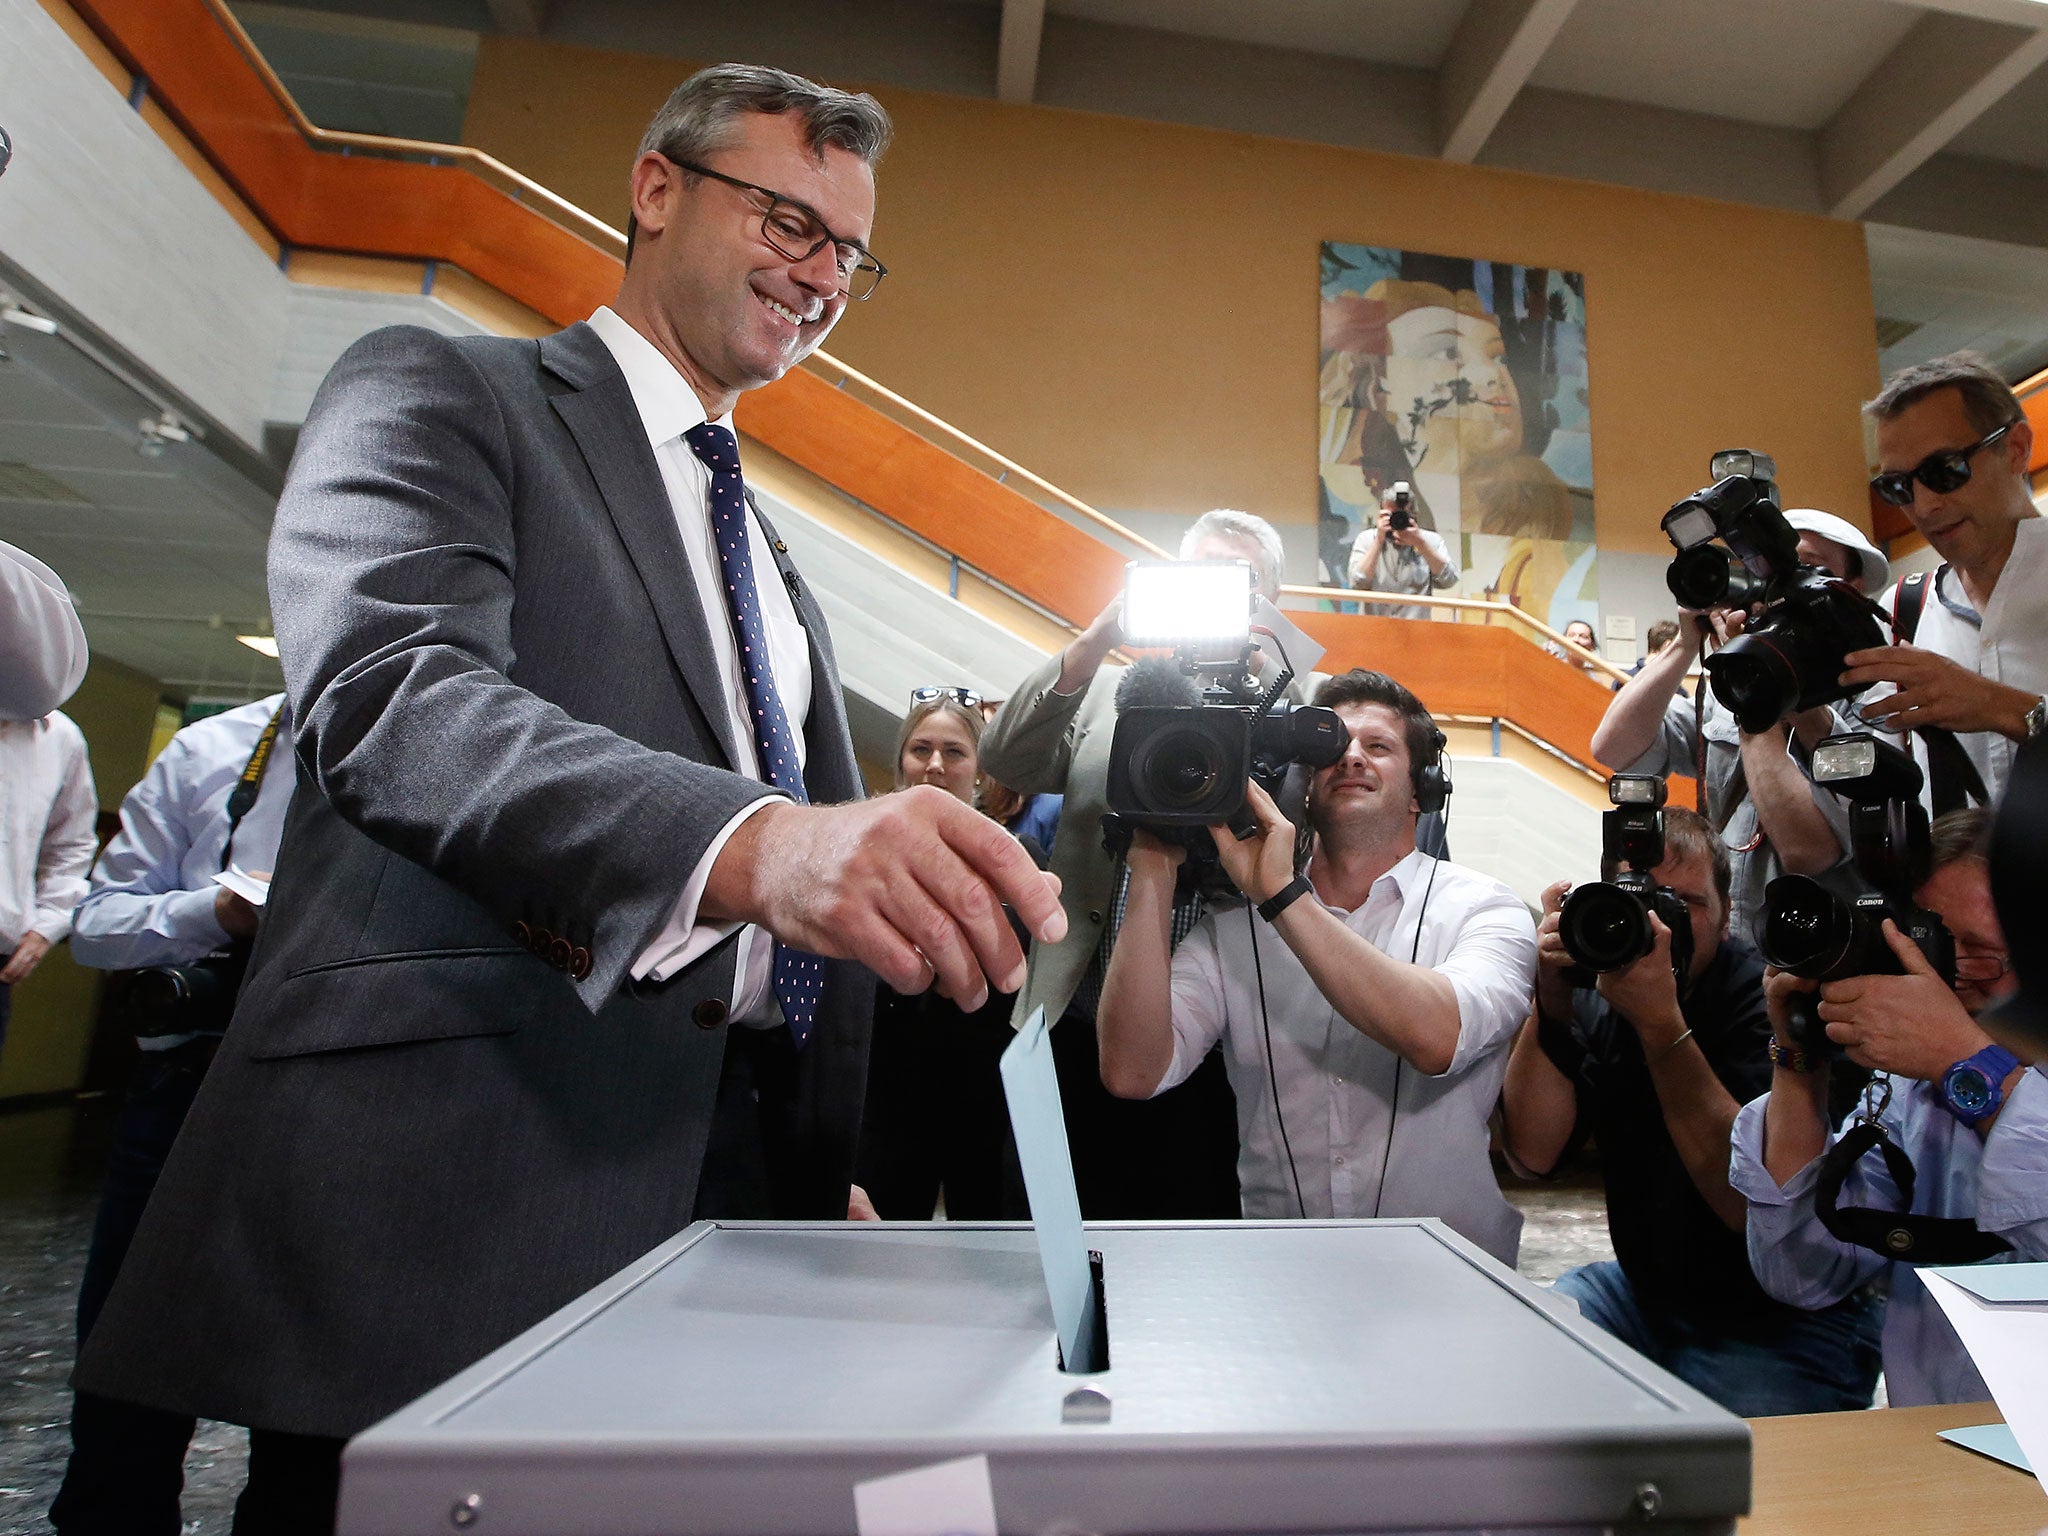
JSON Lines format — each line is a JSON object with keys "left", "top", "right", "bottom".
{"left": 626, "top": 63, "right": 893, "bottom": 256}
{"left": 1180, "top": 508, "right": 1286, "bottom": 599}
{"left": 1865, "top": 350, "right": 2022, "bottom": 437}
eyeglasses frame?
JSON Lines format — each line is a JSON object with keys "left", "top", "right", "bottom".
{"left": 910, "top": 685, "right": 983, "bottom": 710}
{"left": 662, "top": 155, "right": 886, "bottom": 300}
{"left": 1870, "top": 420, "right": 2017, "bottom": 508}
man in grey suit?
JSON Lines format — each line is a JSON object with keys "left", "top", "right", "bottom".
{"left": 68, "top": 65, "right": 1061, "bottom": 1535}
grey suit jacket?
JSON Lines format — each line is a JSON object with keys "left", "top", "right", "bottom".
{"left": 76, "top": 323, "right": 874, "bottom": 1438}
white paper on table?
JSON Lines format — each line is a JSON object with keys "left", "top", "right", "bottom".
{"left": 212, "top": 866, "right": 270, "bottom": 907}
{"left": 1939, "top": 1423, "right": 2033, "bottom": 1474}
{"left": 998, "top": 1005, "right": 1093, "bottom": 1371}
{"left": 852, "top": 1452, "right": 998, "bottom": 1536}
{"left": 1922, "top": 1262, "right": 2048, "bottom": 1498}
{"left": 1251, "top": 596, "right": 1326, "bottom": 680}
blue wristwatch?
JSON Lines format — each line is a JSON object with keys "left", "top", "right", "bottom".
{"left": 1940, "top": 1044, "right": 2021, "bottom": 1126}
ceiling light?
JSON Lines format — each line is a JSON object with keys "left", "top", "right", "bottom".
{"left": 0, "top": 304, "right": 57, "bottom": 335}
{"left": 137, "top": 410, "right": 192, "bottom": 459}
{"left": 236, "top": 634, "right": 280, "bottom": 658}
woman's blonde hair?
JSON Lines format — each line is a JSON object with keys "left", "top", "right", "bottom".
{"left": 893, "top": 696, "right": 983, "bottom": 791}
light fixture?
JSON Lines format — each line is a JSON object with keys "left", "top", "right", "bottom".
{"left": 236, "top": 634, "right": 280, "bottom": 658}
{"left": 138, "top": 410, "right": 193, "bottom": 459}
{"left": 0, "top": 304, "right": 57, "bottom": 335}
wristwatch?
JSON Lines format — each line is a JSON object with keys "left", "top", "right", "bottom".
{"left": 2025, "top": 695, "right": 2047, "bottom": 741}
{"left": 1940, "top": 1044, "right": 2021, "bottom": 1125}
{"left": 1258, "top": 875, "right": 1314, "bottom": 923}
{"left": 1768, "top": 1039, "right": 1819, "bottom": 1074}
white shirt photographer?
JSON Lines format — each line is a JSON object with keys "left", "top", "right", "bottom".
{"left": 1157, "top": 849, "right": 1535, "bottom": 1263}
{"left": 1349, "top": 526, "right": 1459, "bottom": 621}
{"left": 1873, "top": 517, "right": 2048, "bottom": 808}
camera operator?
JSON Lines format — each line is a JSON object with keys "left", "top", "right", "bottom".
{"left": 1591, "top": 508, "right": 1888, "bottom": 940}
{"left": 1844, "top": 353, "right": 2048, "bottom": 809}
{"left": 1501, "top": 809, "right": 1881, "bottom": 1416}
{"left": 1731, "top": 810, "right": 2048, "bottom": 1405}
{"left": 1095, "top": 669, "right": 1536, "bottom": 1262}
{"left": 981, "top": 509, "right": 1300, "bottom": 1217}
{"left": 50, "top": 693, "right": 289, "bottom": 1532}
{"left": 1348, "top": 485, "right": 1459, "bottom": 619}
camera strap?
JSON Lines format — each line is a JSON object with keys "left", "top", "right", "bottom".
{"left": 1813, "top": 1075, "right": 2013, "bottom": 1265}
{"left": 219, "top": 707, "right": 285, "bottom": 873}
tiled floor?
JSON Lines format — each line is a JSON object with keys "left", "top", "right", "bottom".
{"left": 0, "top": 1100, "right": 1611, "bottom": 1536}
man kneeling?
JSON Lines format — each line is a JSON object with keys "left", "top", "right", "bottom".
{"left": 1096, "top": 669, "right": 1536, "bottom": 1263}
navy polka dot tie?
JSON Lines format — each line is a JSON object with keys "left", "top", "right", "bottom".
{"left": 684, "top": 422, "right": 824, "bottom": 1047}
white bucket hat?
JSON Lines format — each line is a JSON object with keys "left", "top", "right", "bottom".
{"left": 1783, "top": 508, "right": 1891, "bottom": 592}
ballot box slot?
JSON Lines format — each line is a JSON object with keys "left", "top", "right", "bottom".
{"left": 1056, "top": 1250, "right": 1109, "bottom": 1375}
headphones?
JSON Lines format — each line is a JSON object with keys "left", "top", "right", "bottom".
{"left": 1413, "top": 722, "right": 1451, "bottom": 818}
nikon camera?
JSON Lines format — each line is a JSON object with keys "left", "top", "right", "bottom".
{"left": 1558, "top": 774, "right": 1694, "bottom": 989}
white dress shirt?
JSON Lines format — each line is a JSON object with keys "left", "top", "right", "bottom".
{"left": 1155, "top": 849, "right": 1538, "bottom": 1264}
{"left": 1874, "top": 514, "right": 2048, "bottom": 808}
{"left": 0, "top": 539, "right": 89, "bottom": 721}
{"left": 0, "top": 710, "right": 97, "bottom": 953}
{"left": 1731, "top": 1070, "right": 2048, "bottom": 1406}
{"left": 585, "top": 307, "right": 813, "bottom": 1021}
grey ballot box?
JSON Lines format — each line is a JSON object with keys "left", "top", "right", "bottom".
{"left": 338, "top": 1219, "right": 1750, "bottom": 1536}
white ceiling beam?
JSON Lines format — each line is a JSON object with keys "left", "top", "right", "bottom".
{"left": 997, "top": 0, "right": 1047, "bottom": 105}
{"left": 1821, "top": 10, "right": 2048, "bottom": 219}
{"left": 1436, "top": 0, "right": 1579, "bottom": 163}
{"left": 484, "top": 0, "right": 549, "bottom": 35}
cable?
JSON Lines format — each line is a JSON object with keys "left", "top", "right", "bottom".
{"left": 1247, "top": 904, "right": 1308, "bottom": 1219}
{"left": 1371, "top": 849, "right": 1440, "bottom": 1218}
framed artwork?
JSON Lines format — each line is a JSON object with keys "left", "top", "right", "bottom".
{"left": 1319, "top": 242, "right": 1596, "bottom": 633}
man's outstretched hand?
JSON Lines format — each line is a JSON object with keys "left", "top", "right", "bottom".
{"left": 705, "top": 788, "right": 1067, "bottom": 1011}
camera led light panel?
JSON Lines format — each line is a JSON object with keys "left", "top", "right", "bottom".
{"left": 1122, "top": 560, "right": 1253, "bottom": 647}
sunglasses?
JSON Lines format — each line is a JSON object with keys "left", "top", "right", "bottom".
{"left": 910, "top": 686, "right": 982, "bottom": 709}
{"left": 1870, "top": 421, "right": 2015, "bottom": 507}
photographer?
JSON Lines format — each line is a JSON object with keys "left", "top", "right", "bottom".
{"left": 1731, "top": 810, "right": 2048, "bottom": 1405}
{"left": 1095, "top": 669, "right": 1535, "bottom": 1262}
{"left": 1844, "top": 353, "right": 2048, "bottom": 808}
{"left": 1501, "top": 809, "right": 1881, "bottom": 1416}
{"left": 980, "top": 509, "right": 1298, "bottom": 1218}
{"left": 50, "top": 694, "right": 288, "bottom": 1532}
{"left": 1591, "top": 508, "right": 1887, "bottom": 940}
{"left": 1348, "top": 486, "right": 1459, "bottom": 619}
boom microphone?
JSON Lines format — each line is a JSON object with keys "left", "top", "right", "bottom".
{"left": 1114, "top": 656, "right": 1202, "bottom": 713}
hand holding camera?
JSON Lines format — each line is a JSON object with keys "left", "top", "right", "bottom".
{"left": 1205, "top": 779, "right": 1298, "bottom": 908}
{"left": 1594, "top": 914, "right": 1687, "bottom": 1051}
{"left": 1815, "top": 918, "right": 1991, "bottom": 1079}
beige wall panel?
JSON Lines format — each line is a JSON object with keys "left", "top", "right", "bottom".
{"left": 461, "top": 35, "right": 1880, "bottom": 558}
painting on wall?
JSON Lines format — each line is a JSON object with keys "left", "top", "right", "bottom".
{"left": 1318, "top": 242, "right": 1596, "bottom": 635}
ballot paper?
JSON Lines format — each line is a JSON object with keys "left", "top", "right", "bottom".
{"left": 852, "top": 1453, "right": 998, "bottom": 1536}
{"left": 1921, "top": 1262, "right": 2048, "bottom": 1498}
{"left": 212, "top": 866, "right": 270, "bottom": 907}
{"left": 998, "top": 1005, "right": 1094, "bottom": 1372}
{"left": 1938, "top": 1423, "right": 2033, "bottom": 1475}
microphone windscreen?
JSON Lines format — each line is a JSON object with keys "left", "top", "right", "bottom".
{"left": 1114, "top": 656, "right": 1203, "bottom": 712}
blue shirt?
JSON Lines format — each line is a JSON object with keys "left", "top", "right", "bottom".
{"left": 71, "top": 695, "right": 292, "bottom": 978}
{"left": 1731, "top": 1068, "right": 2048, "bottom": 1405}
{"left": 1007, "top": 793, "right": 1063, "bottom": 858}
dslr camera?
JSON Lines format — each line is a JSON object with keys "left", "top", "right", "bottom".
{"left": 1661, "top": 449, "right": 1886, "bottom": 733}
{"left": 1760, "top": 732, "right": 1956, "bottom": 1057}
{"left": 129, "top": 948, "right": 248, "bottom": 1037}
{"left": 1105, "top": 560, "right": 1346, "bottom": 841}
{"left": 1387, "top": 481, "right": 1415, "bottom": 533}
{"left": 1559, "top": 775, "right": 1694, "bottom": 988}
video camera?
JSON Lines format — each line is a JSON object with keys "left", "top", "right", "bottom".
{"left": 1104, "top": 560, "right": 1346, "bottom": 856}
{"left": 1558, "top": 775, "right": 1694, "bottom": 989}
{"left": 1387, "top": 481, "right": 1415, "bottom": 533}
{"left": 1660, "top": 450, "right": 1886, "bottom": 734}
{"left": 1759, "top": 732, "right": 1956, "bottom": 1058}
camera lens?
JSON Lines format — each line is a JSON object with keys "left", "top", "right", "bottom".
{"left": 1758, "top": 875, "right": 1851, "bottom": 977}
{"left": 1705, "top": 633, "right": 1799, "bottom": 734}
{"left": 1559, "top": 883, "right": 1655, "bottom": 972}
{"left": 1134, "top": 724, "right": 1229, "bottom": 814}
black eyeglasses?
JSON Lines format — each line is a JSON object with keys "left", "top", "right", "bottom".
{"left": 911, "top": 686, "right": 982, "bottom": 709}
{"left": 1870, "top": 421, "right": 2016, "bottom": 507}
{"left": 664, "top": 156, "right": 886, "bottom": 301}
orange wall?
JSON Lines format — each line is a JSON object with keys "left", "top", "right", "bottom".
{"left": 462, "top": 37, "right": 1880, "bottom": 555}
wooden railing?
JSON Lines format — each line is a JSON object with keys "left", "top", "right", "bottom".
{"left": 61, "top": 0, "right": 1638, "bottom": 773}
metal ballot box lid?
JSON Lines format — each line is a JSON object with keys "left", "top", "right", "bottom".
{"left": 339, "top": 1219, "right": 1750, "bottom": 1536}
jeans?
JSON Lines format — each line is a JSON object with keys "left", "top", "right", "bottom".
{"left": 1553, "top": 1260, "right": 1884, "bottom": 1418}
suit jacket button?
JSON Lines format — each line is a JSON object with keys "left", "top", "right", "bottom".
{"left": 1088, "top": 909, "right": 1103, "bottom": 924}
{"left": 547, "top": 937, "right": 572, "bottom": 971}
{"left": 569, "top": 946, "right": 592, "bottom": 981}
{"left": 693, "top": 998, "right": 728, "bottom": 1030}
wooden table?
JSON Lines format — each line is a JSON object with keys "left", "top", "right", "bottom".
{"left": 1743, "top": 1402, "right": 2045, "bottom": 1534}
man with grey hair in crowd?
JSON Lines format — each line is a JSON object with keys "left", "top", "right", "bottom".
{"left": 982, "top": 507, "right": 1301, "bottom": 1219}
{"left": 71, "top": 64, "right": 1061, "bottom": 1533}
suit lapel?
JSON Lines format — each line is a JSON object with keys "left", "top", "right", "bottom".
{"left": 541, "top": 326, "right": 743, "bottom": 772}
